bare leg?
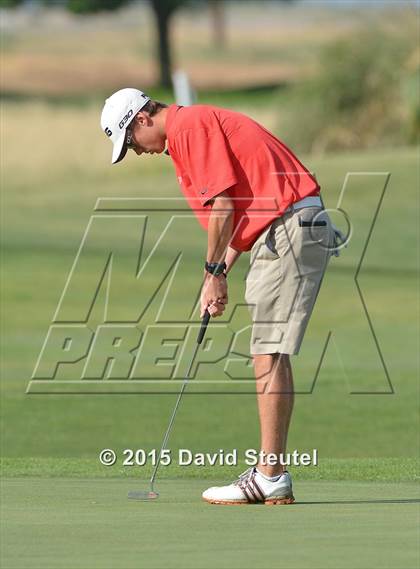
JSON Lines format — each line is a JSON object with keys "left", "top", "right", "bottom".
{"left": 253, "top": 353, "right": 294, "bottom": 477}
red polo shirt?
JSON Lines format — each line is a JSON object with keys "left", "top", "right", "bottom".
{"left": 166, "top": 104, "right": 320, "bottom": 252}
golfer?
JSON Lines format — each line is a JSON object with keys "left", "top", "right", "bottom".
{"left": 101, "top": 88, "right": 334, "bottom": 505}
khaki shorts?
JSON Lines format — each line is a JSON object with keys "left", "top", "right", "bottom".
{"left": 245, "top": 206, "right": 334, "bottom": 356}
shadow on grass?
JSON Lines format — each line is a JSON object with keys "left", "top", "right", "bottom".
{"left": 295, "top": 498, "right": 420, "bottom": 506}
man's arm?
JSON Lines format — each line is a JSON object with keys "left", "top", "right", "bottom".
{"left": 200, "top": 192, "right": 234, "bottom": 317}
{"left": 206, "top": 192, "right": 234, "bottom": 264}
{"left": 225, "top": 246, "right": 242, "bottom": 274}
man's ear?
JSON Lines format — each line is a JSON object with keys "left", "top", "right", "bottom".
{"left": 135, "top": 111, "right": 150, "bottom": 126}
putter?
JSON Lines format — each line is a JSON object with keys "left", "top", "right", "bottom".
{"left": 128, "top": 309, "right": 211, "bottom": 501}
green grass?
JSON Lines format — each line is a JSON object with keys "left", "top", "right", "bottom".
{"left": 1, "top": 478, "right": 419, "bottom": 569}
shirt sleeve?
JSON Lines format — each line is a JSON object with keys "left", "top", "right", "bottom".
{"left": 172, "top": 126, "right": 238, "bottom": 206}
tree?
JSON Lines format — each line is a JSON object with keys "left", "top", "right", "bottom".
{"left": 66, "top": 0, "right": 126, "bottom": 12}
{"left": 0, "top": 0, "right": 22, "bottom": 6}
{"left": 209, "top": 0, "right": 226, "bottom": 49}
{"left": 64, "top": 0, "right": 188, "bottom": 88}
{"left": 0, "top": 0, "right": 189, "bottom": 89}
{"left": 149, "top": 0, "right": 188, "bottom": 88}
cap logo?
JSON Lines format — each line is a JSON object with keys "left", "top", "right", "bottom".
{"left": 104, "top": 127, "right": 112, "bottom": 137}
{"left": 119, "top": 109, "right": 133, "bottom": 129}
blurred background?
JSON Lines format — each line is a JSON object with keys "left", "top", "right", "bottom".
{"left": 1, "top": 0, "right": 419, "bottom": 470}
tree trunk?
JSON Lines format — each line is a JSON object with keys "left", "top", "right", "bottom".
{"left": 209, "top": 0, "right": 226, "bottom": 49}
{"left": 150, "top": 1, "right": 173, "bottom": 89}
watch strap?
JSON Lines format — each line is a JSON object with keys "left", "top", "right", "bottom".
{"left": 205, "top": 261, "right": 227, "bottom": 276}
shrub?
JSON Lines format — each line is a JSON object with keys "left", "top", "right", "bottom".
{"left": 278, "top": 17, "right": 419, "bottom": 154}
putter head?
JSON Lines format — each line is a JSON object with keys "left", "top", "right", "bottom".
{"left": 128, "top": 490, "right": 159, "bottom": 501}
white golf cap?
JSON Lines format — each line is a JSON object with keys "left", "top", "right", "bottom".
{"left": 100, "top": 88, "right": 151, "bottom": 164}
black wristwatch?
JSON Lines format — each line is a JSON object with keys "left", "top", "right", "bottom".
{"left": 205, "top": 261, "right": 227, "bottom": 277}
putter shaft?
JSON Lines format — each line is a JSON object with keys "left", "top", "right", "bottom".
{"left": 149, "top": 311, "right": 211, "bottom": 492}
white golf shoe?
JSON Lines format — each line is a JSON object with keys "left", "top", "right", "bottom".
{"left": 202, "top": 467, "right": 295, "bottom": 505}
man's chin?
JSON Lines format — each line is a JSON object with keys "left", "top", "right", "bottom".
{"left": 138, "top": 145, "right": 166, "bottom": 156}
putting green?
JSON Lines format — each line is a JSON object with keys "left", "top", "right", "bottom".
{"left": 1, "top": 478, "right": 419, "bottom": 569}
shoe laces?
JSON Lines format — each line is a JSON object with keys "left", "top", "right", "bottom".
{"left": 234, "top": 467, "right": 255, "bottom": 486}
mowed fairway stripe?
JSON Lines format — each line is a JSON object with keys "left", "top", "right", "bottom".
{"left": 1, "top": 478, "right": 419, "bottom": 569}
